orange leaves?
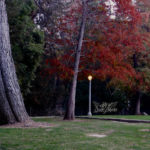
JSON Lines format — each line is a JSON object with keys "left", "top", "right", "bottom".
{"left": 93, "top": 44, "right": 135, "bottom": 83}
{"left": 115, "top": 0, "right": 141, "bottom": 21}
{"left": 43, "top": 0, "right": 147, "bottom": 91}
{"left": 44, "top": 58, "right": 74, "bottom": 80}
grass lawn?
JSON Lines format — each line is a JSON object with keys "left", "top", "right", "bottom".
{"left": 0, "top": 117, "right": 150, "bottom": 150}
{"left": 89, "top": 115, "right": 150, "bottom": 121}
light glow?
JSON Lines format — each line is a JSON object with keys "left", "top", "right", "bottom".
{"left": 88, "top": 75, "right": 93, "bottom": 81}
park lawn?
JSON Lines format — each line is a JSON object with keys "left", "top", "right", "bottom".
{"left": 0, "top": 117, "right": 150, "bottom": 150}
{"left": 90, "top": 115, "right": 150, "bottom": 121}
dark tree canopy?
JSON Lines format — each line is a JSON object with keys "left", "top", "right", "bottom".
{"left": 6, "top": 0, "right": 44, "bottom": 96}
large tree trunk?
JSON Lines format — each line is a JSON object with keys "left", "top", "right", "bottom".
{"left": 0, "top": 0, "right": 29, "bottom": 124}
{"left": 135, "top": 91, "right": 142, "bottom": 115}
{"left": 64, "top": 0, "right": 87, "bottom": 120}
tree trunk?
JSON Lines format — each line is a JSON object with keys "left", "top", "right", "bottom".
{"left": 135, "top": 91, "right": 142, "bottom": 115}
{"left": 64, "top": 0, "right": 87, "bottom": 120}
{"left": 0, "top": 0, "right": 30, "bottom": 124}
{"left": 133, "top": 54, "right": 142, "bottom": 115}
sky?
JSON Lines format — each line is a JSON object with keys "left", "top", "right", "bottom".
{"left": 106, "top": 0, "right": 116, "bottom": 19}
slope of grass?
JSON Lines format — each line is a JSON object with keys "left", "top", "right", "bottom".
{"left": 0, "top": 117, "right": 150, "bottom": 150}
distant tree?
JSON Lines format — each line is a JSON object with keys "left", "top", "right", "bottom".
{"left": 129, "top": 0, "right": 150, "bottom": 115}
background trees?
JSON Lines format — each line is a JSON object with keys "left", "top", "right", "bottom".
{"left": 42, "top": 0, "right": 147, "bottom": 118}
{"left": 1, "top": 0, "right": 150, "bottom": 123}
{"left": 24, "top": 0, "right": 150, "bottom": 117}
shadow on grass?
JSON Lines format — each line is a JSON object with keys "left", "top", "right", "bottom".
{"left": 0, "top": 145, "right": 7, "bottom": 150}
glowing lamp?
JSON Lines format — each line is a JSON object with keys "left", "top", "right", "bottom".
{"left": 88, "top": 75, "right": 93, "bottom": 81}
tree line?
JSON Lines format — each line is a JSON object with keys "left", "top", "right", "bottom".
{"left": 0, "top": 0, "right": 150, "bottom": 124}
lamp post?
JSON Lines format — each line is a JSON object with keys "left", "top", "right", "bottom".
{"left": 88, "top": 75, "right": 92, "bottom": 116}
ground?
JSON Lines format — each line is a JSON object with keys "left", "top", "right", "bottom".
{"left": 0, "top": 116, "right": 150, "bottom": 150}
{"left": 90, "top": 115, "right": 150, "bottom": 120}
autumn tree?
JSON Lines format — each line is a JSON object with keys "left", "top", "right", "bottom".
{"left": 44, "top": 0, "right": 144, "bottom": 119}
{"left": 129, "top": 0, "right": 150, "bottom": 115}
{"left": 30, "top": 0, "right": 75, "bottom": 115}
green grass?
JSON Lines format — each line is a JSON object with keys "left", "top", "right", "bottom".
{"left": 0, "top": 117, "right": 150, "bottom": 150}
{"left": 90, "top": 115, "right": 150, "bottom": 120}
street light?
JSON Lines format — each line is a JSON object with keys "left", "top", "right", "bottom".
{"left": 88, "top": 75, "right": 92, "bottom": 116}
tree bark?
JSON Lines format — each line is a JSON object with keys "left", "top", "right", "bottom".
{"left": 64, "top": 0, "right": 87, "bottom": 120}
{"left": 135, "top": 91, "right": 142, "bottom": 115}
{"left": 0, "top": 0, "right": 30, "bottom": 124}
{"left": 133, "top": 54, "right": 142, "bottom": 115}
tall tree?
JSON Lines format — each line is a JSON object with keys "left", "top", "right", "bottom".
{"left": 0, "top": 0, "right": 29, "bottom": 124}
{"left": 64, "top": 0, "right": 87, "bottom": 120}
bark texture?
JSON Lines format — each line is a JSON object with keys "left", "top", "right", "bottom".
{"left": 0, "top": 0, "right": 29, "bottom": 124}
{"left": 64, "top": 0, "right": 87, "bottom": 120}
{"left": 133, "top": 54, "right": 142, "bottom": 115}
{"left": 135, "top": 91, "right": 142, "bottom": 115}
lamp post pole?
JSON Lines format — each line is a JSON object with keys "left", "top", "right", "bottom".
{"left": 88, "top": 75, "right": 92, "bottom": 116}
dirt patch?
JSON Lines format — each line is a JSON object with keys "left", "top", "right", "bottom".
{"left": 45, "top": 128, "right": 52, "bottom": 132}
{"left": 86, "top": 129, "right": 114, "bottom": 138}
{"left": 140, "top": 129, "right": 150, "bottom": 132}
{"left": 87, "top": 133, "right": 107, "bottom": 138}
{"left": 0, "top": 121, "right": 57, "bottom": 128}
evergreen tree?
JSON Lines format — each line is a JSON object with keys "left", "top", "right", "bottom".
{"left": 6, "top": 0, "right": 44, "bottom": 96}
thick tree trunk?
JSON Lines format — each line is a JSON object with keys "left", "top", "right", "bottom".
{"left": 135, "top": 91, "right": 142, "bottom": 115}
{"left": 0, "top": 70, "right": 16, "bottom": 124}
{"left": 0, "top": 0, "right": 29, "bottom": 124}
{"left": 64, "top": 0, "right": 87, "bottom": 120}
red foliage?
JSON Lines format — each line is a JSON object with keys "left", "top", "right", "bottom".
{"left": 43, "top": 0, "right": 148, "bottom": 90}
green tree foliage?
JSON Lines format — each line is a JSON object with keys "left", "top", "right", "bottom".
{"left": 6, "top": 0, "right": 44, "bottom": 96}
